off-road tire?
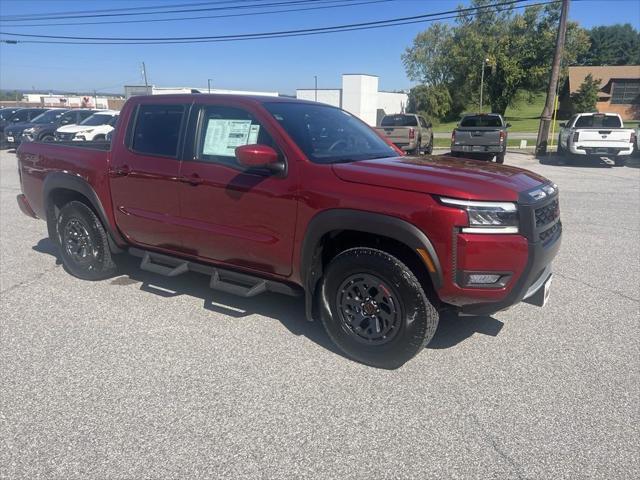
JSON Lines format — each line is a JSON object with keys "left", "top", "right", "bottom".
{"left": 410, "top": 139, "right": 422, "bottom": 156}
{"left": 614, "top": 157, "right": 626, "bottom": 167}
{"left": 496, "top": 151, "right": 505, "bottom": 164}
{"left": 56, "top": 201, "right": 117, "bottom": 280}
{"left": 425, "top": 135, "right": 434, "bottom": 155}
{"left": 320, "top": 248, "right": 439, "bottom": 369}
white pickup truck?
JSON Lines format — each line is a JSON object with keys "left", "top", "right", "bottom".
{"left": 557, "top": 112, "right": 636, "bottom": 166}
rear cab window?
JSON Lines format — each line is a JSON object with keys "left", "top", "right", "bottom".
{"left": 574, "top": 114, "right": 622, "bottom": 128}
{"left": 381, "top": 115, "right": 417, "bottom": 127}
{"left": 460, "top": 115, "right": 503, "bottom": 127}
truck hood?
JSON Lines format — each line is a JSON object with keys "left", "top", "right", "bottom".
{"left": 331, "top": 155, "right": 549, "bottom": 201}
{"left": 56, "top": 124, "right": 96, "bottom": 133}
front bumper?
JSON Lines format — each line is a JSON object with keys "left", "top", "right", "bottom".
{"left": 434, "top": 187, "right": 561, "bottom": 316}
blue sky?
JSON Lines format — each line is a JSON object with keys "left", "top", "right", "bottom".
{"left": 0, "top": 0, "right": 638, "bottom": 94}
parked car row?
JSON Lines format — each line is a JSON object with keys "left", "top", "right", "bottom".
{"left": 0, "top": 107, "right": 118, "bottom": 148}
{"left": 376, "top": 112, "right": 508, "bottom": 163}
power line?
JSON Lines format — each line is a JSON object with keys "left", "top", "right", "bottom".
{"left": 0, "top": 0, "right": 364, "bottom": 22}
{"left": 0, "top": 0, "right": 566, "bottom": 46}
{"left": 0, "top": 0, "right": 393, "bottom": 28}
{"left": 0, "top": 0, "right": 536, "bottom": 42}
{"left": 0, "top": 0, "right": 261, "bottom": 20}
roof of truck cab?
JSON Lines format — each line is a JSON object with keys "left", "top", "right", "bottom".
{"left": 126, "top": 94, "right": 320, "bottom": 105}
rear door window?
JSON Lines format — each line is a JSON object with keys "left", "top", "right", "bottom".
{"left": 131, "top": 105, "right": 185, "bottom": 157}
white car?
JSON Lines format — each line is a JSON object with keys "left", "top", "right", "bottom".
{"left": 558, "top": 112, "right": 636, "bottom": 166}
{"left": 55, "top": 110, "right": 119, "bottom": 142}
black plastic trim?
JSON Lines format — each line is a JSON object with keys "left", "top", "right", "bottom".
{"left": 300, "top": 209, "right": 443, "bottom": 321}
{"left": 43, "top": 172, "right": 125, "bottom": 249}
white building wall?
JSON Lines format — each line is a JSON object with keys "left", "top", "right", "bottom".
{"left": 296, "top": 89, "right": 341, "bottom": 107}
{"left": 377, "top": 91, "right": 408, "bottom": 117}
{"left": 125, "top": 85, "right": 279, "bottom": 99}
{"left": 341, "top": 74, "right": 379, "bottom": 126}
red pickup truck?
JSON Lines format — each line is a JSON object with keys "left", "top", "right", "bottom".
{"left": 16, "top": 94, "right": 561, "bottom": 369}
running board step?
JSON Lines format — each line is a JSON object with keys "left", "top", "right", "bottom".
{"left": 129, "top": 247, "right": 301, "bottom": 298}
{"left": 140, "top": 252, "right": 189, "bottom": 277}
{"left": 210, "top": 270, "right": 267, "bottom": 297}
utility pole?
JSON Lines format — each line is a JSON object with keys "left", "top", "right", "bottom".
{"left": 142, "top": 62, "right": 149, "bottom": 93}
{"left": 94, "top": 89, "right": 98, "bottom": 109}
{"left": 314, "top": 75, "right": 318, "bottom": 102}
{"left": 479, "top": 58, "right": 489, "bottom": 112}
{"left": 208, "top": 78, "right": 213, "bottom": 94}
{"left": 536, "top": 0, "right": 570, "bottom": 156}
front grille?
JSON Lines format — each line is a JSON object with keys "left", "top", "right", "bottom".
{"left": 56, "top": 132, "right": 75, "bottom": 141}
{"left": 535, "top": 198, "right": 559, "bottom": 227}
{"left": 539, "top": 221, "right": 562, "bottom": 245}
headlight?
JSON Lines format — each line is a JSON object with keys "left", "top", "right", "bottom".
{"left": 23, "top": 127, "right": 35, "bottom": 134}
{"left": 440, "top": 197, "right": 519, "bottom": 234}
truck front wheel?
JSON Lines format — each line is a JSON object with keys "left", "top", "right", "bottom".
{"left": 56, "top": 201, "right": 117, "bottom": 280}
{"left": 320, "top": 248, "right": 439, "bottom": 369}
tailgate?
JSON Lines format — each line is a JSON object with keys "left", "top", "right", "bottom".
{"left": 454, "top": 127, "right": 502, "bottom": 146}
{"left": 575, "top": 129, "right": 633, "bottom": 145}
{"left": 375, "top": 126, "right": 411, "bottom": 143}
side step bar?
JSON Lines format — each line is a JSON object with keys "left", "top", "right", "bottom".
{"left": 130, "top": 247, "right": 301, "bottom": 298}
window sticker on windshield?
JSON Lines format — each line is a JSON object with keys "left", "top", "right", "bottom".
{"left": 202, "top": 119, "right": 252, "bottom": 156}
{"left": 247, "top": 124, "right": 260, "bottom": 144}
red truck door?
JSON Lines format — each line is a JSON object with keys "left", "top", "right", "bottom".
{"left": 109, "top": 103, "right": 188, "bottom": 250}
{"left": 176, "top": 103, "right": 298, "bottom": 277}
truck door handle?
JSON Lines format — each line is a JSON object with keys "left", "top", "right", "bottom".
{"left": 179, "top": 173, "right": 203, "bottom": 186}
{"left": 111, "top": 165, "right": 130, "bottom": 176}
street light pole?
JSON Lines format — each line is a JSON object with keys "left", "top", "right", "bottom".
{"left": 479, "top": 58, "right": 489, "bottom": 112}
{"left": 314, "top": 75, "right": 318, "bottom": 102}
{"left": 208, "top": 78, "right": 212, "bottom": 94}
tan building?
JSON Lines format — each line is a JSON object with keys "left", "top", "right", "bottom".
{"left": 565, "top": 65, "right": 640, "bottom": 120}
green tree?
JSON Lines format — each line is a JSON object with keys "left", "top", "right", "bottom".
{"left": 578, "top": 24, "right": 640, "bottom": 65}
{"left": 406, "top": 84, "right": 452, "bottom": 122}
{"left": 402, "top": 1, "right": 590, "bottom": 116}
{"left": 570, "top": 74, "right": 600, "bottom": 113}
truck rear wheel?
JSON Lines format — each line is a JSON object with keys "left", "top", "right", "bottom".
{"left": 320, "top": 248, "right": 439, "bottom": 369}
{"left": 496, "top": 151, "right": 505, "bottom": 164}
{"left": 56, "top": 201, "right": 117, "bottom": 280}
{"left": 614, "top": 157, "right": 626, "bottom": 167}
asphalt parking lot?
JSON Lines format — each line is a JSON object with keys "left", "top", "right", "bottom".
{"left": 1, "top": 149, "right": 638, "bottom": 479}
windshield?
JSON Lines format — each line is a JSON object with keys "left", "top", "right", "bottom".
{"left": 31, "top": 110, "right": 65, "bottom": 124}
{"left": 0, "top": 109, "right": 17, "bottom": 121}
{"left": 460, "top": 115, "right": 503, "bottom": 127}
{"left": 81, "top": 113, "right": 116, "bottom": 126}
{"left": 380, "top": 115, "right": 417, "bottom": 127}
{"left": 575, "top": 114, "right": 622, "bottom": 128}
{"left": 264, "top": 102, "right": 395, "bottom": 164}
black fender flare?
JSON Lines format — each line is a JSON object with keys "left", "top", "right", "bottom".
{"left": 43, "top": 172, "right": 124, "bottom": 250}
{"left": 300, "top": 209, "right": 443, "bottom": 320}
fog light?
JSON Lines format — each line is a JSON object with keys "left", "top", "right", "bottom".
{"left": 458, "top": 271, "right": 512, "bottom": 288}
{"left": 468, "top": 274, "right": 501, "bottom": 285}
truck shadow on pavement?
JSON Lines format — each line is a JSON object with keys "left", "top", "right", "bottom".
{"left": 537, "top": 154, "right": 634, "bottom": 168}
{"left": 33, "top": 237, "right": 504, "bottom": 355}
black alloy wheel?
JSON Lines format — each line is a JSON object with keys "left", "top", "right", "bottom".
{"left": 321, "top": 248, "right": 439, "bottom": 369}
{"left": 56, "top": 201, "right": 117, "bottom": 280}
